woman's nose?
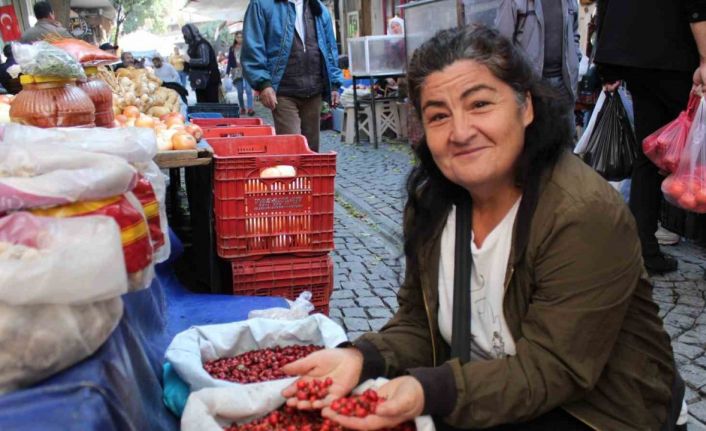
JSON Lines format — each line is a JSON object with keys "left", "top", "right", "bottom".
{"left": 449, "top": 113, "right": 477, "bottom": 145}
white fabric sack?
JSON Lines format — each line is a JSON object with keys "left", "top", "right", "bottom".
{"left": 181, "top": 377, "right": 436, "bottom": 431}
{"left": 3, "top": 124, "right": 158, "bottom": 163}
{"left": 574, "top": 90, "right": 606, "bottom": 155}
{"left": 0, "top": 142, "right": 137, "bottom": 212}
{"left": 165, "top": 315, "right": 348, "bottom": 396}
{"left": 0, "top": 296, "right": 123, "bottom": 395}
{"left": 0, "top": 212, "right": 127, "bottom": 305}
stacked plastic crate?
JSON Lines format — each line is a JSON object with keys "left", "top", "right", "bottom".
{"left": 197, "top": 118, "right": 336, "bottom": 315}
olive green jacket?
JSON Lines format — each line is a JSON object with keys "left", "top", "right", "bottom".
{"left": 356, "top": 152, "right": 676, "bottom": 430}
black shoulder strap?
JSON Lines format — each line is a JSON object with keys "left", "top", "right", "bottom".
{"left": 451, "top": 199, "right": 472, "bottom": 364}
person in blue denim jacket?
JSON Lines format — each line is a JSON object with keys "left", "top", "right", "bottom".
{"left": 241, "top": 0, "right": 344, "bottom": 152}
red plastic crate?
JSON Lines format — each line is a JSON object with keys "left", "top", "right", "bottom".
{"left": 192, "top": 117, "right": 264, "bottom": 128}
{"left": 211, "top": 135, "right": 336, "bottom": 259}
{"left": 231, "top": 254, "right": 333, "bottom": 315}
{"left": 203, "top": 125, "right": 275, "bottom": 139}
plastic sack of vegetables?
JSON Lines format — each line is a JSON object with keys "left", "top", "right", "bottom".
{"left": 0, "top": 142, "right": 137, "bottom": 212}
{"left": 662, "top": 95, "right": 706, "bottom": 213}
{"left": 30, "top": 193, "right": 155, "bottom": 292}
{"left": 164, "top": 316, "right": 348, "bottom": 418}
{"left": 0, "top": 212, "right": 127, "bottom": 305}
{"left": 50, "top": 38, "right": 119, "bottom": 67}
{"left": 181, "top": 377, "right": 436, "bottom": 431}
{"left": 580, "top": 91, "right": 639, "bottom": 181}
{"left": 12, "top": 41, "right": 85, "bottom": 80}
{"left": 0, "top": 296, "right": 123, "bottom": 395}
{"left": 643, "top": 92, "right": 700, "bottom": 174}
{"left": 2, "top": 125, "right": 171, "bottom": 262}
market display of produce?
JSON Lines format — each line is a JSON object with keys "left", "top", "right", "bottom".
{"left": 113, "top": 107, "right": 202, "bottom": 151}
{"left": 97, "top": 66, "right": 182, "bottom": 118}
{"left": 203, "top": 345, "right": 323, "bottom": 383}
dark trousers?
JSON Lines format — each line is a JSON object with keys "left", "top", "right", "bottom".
{"left": 435, "top": 408, "right": 591, "bottom": 430}
{"left": 623, "top": 69, "right": 692, "bottom": 258}
{"left": 272, "top": 94, "right": 322, "bottom": 152}
{"left": 195, "top": 82, "right": 220, "bottom": 103}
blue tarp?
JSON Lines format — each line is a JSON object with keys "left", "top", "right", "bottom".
{"left": 0, "top": 230, "right": 287, "bottom": 430}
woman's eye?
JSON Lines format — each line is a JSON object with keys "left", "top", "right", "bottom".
{"left": 472, "top": 101, "right": 490, "bottom": 109}
{"left": 427, "top": 113, "right": 447, "bottom": 123}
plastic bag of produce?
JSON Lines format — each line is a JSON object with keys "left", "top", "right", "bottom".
{"left": 50, "top": 38, "right": 119, "bottom": 67}
{"left": 662, "top": 95, "right": 706, "bottom": 213}
{"left": 248, "top": 291, "right": 315, "bottom": 320}
{"left": 181, "top": 377, "right": 435, "bottom": 431}
{"left": 580, "top": 91, "right": 639, "bottom": 181}
{"left": 0, "top": 142, "right": 137, "bottom": 212}
{"left": 164, "top": 315, "right": 348, "bottom": 415}
{"left": 12, "top": 41, "right": 86, "bottom": 80}
{"left": 0, "top": 296, "right": 123, "bottom": 395}
{"left": 643, "top": 92, "right": 700, "bottom": 174}
{"left": 31, "top": 193, "right": 154, "bottom": 292}
{"left": 2, "top": 125, "right": 171, "bottom": 263}
{"left": 574, "top": 90, "right": 606, "bottom": 155}
{"left": 0, "top": 212, "right": 127, "bottom": 305}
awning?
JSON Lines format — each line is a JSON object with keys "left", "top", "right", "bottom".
{"left": 181, "top": 0, "right": 250, "bottom": 22}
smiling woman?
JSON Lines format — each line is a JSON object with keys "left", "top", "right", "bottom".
{"left": 278, "top": 26, "right": 686, "bottom": 431}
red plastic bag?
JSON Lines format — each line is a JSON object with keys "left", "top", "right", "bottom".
{"left": 643, "top": 92, "right": 700, "bottom": 173}
{"left": 132, "top": 175, "right": 165, "bottom": 252}
{"left": 30, "top": 194, "right": 154, "bottom": 290}
{"left": 50, "top": 38, "right": 118, "bottom": 66}
{"left": 662, "top": 95, "right": 706, "bottom": 213}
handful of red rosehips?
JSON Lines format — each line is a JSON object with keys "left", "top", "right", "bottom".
{"left": 296, "top": 377, "right": 333, "bottom": 401}
{"left": 224, "top": 403, "right": 416, "bottom": 431}
{"left": 330, "top": 389, "right": 381, "bottom": 418}
{"left": 203, "top": 345, "right": 323, "bottom": 384}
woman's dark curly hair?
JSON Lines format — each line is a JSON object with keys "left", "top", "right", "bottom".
{"left": 403, "top": 24, "right": 572, "bottom": 271}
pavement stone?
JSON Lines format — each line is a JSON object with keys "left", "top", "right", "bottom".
{"left": 251, "top": 103, "right": 706, "bottom": 425}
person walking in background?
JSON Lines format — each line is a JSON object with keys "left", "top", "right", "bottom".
{"left": 227, "top": 31, "right": 254, "bottom": 116}
{"left": 0, "top": 45, "right": 21, "bottom": 95}
{"left": 595, "top": 0, "right": 706, "bottom": 274}
{"left": 495, "top": 0, "right": 581, "bottom": 132}
{"left": 241, "top": 0, "right": 344, "bottom": 152}
{"left": 182, "top": 24, "right": 221, "bottom": 103}
{"left": 20, "top": 1, "right": 72, "bottom": 43}
{"left": 169, "top": 47, "right": 188, "bottom": 87}
{"left": 151, "top": 54, "right": 181, "bottom": 84}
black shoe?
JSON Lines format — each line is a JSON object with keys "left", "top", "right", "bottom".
{"left": 644, "top": 254, "right": 678, "bottom": 274}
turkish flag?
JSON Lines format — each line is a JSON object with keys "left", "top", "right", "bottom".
{"left": 0, "top": 5, "right": 21, "bottom": 42}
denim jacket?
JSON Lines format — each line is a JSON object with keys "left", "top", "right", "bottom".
{"left": 241, "top": 0, "right": 344, "bottom": 93}
{"left": 495, "top": 0, "right": 581, "bottom": 100}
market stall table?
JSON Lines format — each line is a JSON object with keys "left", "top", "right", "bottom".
{"left": 0, "top": 230, "right": 287, "bottom": 431}
{"left": 352, "top": 73, "right": 406, "bottom": 148}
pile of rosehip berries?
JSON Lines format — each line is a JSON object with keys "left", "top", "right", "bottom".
{"left": 203, "top": 345, "right": 323, "bottom": 383}
{"left": 224, "top": 381, "right": 415, "bottom": 431}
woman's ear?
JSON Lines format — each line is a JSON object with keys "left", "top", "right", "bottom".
{"left": 522, "top": 91, "right": 534, "bottom": 127}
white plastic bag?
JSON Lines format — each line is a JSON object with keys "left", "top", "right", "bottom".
{"left": 2, "top": 124, "right": 158, "bottom": 163}
{"left": 165, "top": 315, "right": 348, "bottom": 397}
{"left": 0, "top": 212, "right": 127, "bottom": 305}
{"left": 0, "top": 142, "right": 137, "bottom": 212}
{"left": 0, "top": 296, "right": 123, "bottom": 395}
{"left": 248, "top": 291, "right": 315, "bottom": 320}
{"left": 135, "top": 161, "right": 170, "bottom": 263}
{"left": 12, "top": 41, "right": 86, "bottom": 80}
{"left": 181, "top": 377, "right": 436, "bottom": 431}
{"left": 574, "top": 90, "right": 606, "bottom": 155}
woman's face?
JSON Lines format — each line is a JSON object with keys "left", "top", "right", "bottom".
{"left": 390, "top": 22, "right": 402, "bottom": 35}
{"left": 236, "top": 33, "right": 243, "bottom": 43}
{"left": 420, "top": 59, "right": 533, "bottom": 193}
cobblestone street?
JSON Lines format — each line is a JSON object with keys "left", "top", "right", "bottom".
{"left": 250, "top": 103, "right": 706, "bottom": 428}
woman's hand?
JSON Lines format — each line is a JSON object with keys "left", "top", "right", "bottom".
{"left": 281, "top": 347, "right": 363, "bottom": 410}
{"left": 602, "top": 80, "right": 621, "bottom": 92}
{"left": 321, "top": 376, "right": 425, "bottom": 430}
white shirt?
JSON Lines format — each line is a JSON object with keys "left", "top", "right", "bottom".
{"left": 438, "top": 199, "right": 520, "bottom": 360}
{"left": 289, "top": 0, "right": 305, "bottom": 44}
{"left": 153, "top": 62, "right": 181, "bottom": 84}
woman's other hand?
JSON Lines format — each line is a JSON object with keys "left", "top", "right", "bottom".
{"left": 321, "top": 376, "right": 424, "bottom": 430}
{"left": 281, "top": 347, "right": 363, "bottom": 410}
